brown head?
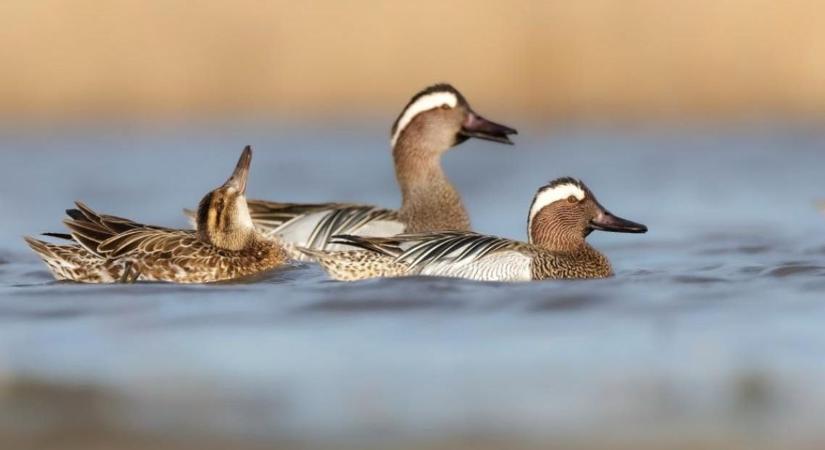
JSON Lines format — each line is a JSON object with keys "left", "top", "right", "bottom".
{"left": 196, "top": 146, "right": 256, "bottom": 251}
{"left": 527, "top": 177, "right": 647, "bottom": 251}
{"left": 389, "top": 83, "right": 518, "bottom": 157}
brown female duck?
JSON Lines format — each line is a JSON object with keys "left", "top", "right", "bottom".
{"left": 25, "top": 146, "right": 287, "bottom": 283}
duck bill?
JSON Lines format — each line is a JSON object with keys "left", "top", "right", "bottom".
{"left": 459, "top": 111, "right": 518, "bottom": 145}
{"left": 589, "top": 209, "right": 648, "bottom": 234}
{"left": 223, "top": 145, "right": 252, "bottom": 193}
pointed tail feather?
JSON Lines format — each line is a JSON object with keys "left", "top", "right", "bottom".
{"left": 23, "top": 236, "right": 55, "bottom": 260}
{"left": 42, "top": 232, "right": 73, "bottom": 240}
{"left": 62, "top": 218, "right": 113, "bottom": 256}
{"left": 24, "top": 236, "right": 69, "bottom": 280}
{"left": 71, "top": 202, "right": 158, "bottom": 234}
{"left": 65, "top": 208, "right": 86, "bottom": 221}
{"left": 329, "top": 234, "right": 402, "bottom": 257}
{"left": 72, "top": 201, "right": 104, "bottom": 224}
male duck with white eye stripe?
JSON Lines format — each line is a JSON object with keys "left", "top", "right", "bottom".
{"left": 305, "top": 178, "right": 647, "bottom": 282}
{"left": 188, "top": 83, "right": 517, "bottom": 261}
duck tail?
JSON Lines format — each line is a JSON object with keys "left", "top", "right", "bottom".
{"left": 42, "top": 232, "right": 73, "bottom": 240}
{"left": 23, "top": 236, "right": 72, "bottom": 280}
{"left": 24, "top": 236, "right": 56, "bottom": 260}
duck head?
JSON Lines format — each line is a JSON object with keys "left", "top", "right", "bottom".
{"left": 527, "top": 177, "right": 647, "bottom": 250}
{"left": 390, "top": 83, "right": 517, "bottom": 153}
{"left": 196, "top": 146, "right": 256, "bottom": 251}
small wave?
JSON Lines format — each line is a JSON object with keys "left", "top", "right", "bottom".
{"left": 300, "top": 297, "right": 464, "bottom": 313}
{"left": 529, "top": 294, "right": 606, "bottom": 312}
{"left": 699, "top": 244, "right": 774, "bottom": 255}
{"left": 671, "top": 275, "right": 730, "bottom": 284}
{"left": 0, "top": 307, "right": 87, "bottom": 321}
{"left": 738, "top": 265, "right": 765, "bottom": 275}
{"left": 0, "top": 250, "right": 18, "bottom": 266}
{"left": 9, "top": 282, "right": 254, "bottom": 298}
{"left": 805, "top": 245, "right": 825, "bottom": 255}
{"left": 765, "top": 264, "right": 825, "bottom": 278}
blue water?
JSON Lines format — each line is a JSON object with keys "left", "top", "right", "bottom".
{"left": 1, "top": 121, "right": 824, "bottom": 447}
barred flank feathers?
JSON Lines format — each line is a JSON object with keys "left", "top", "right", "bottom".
{"left": 332, "top": 231, "right": 518, "bottom": 272}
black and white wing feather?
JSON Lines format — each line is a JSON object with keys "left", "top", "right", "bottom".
{"left": 185, "top": 200, "right": 406, "bottom": 260}
{"left": 295, "top": 205, "right": 402, "bottom": 249}
{"left": 331, "top": 231, "right": 534, "bottom": 281}
{"left": 246, "top": 201, "right": 351, "bottom": 231}
{"left": 245, "top": 201, "right": 406, "bottom": 260}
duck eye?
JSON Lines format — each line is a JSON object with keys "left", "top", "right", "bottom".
{"left": 567, "top": 195, "right": 578, "bottom": 203}
{"left": 440, "top": 104, "right": 451, "bottom": 110}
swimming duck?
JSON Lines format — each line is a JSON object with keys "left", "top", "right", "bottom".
{"left": 306, "top": 178, "right": 647, "bottom": 281}
{"left": 188, "top": 83, "right": 517, "bottom": 261}
{"left": 25, "top": 146, "right": 288, "bottom": 283}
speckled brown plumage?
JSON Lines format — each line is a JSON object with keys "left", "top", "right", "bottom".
{"left": 303, "top": 248, "right": 408, "bottom": 281}
{"left": 25, "top": 146, "right": 289, "bottom": 284}
{"left": 25, "top": 232, "right": 287, "bottom": 284}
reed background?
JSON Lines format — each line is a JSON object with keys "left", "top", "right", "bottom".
{"left": 3, "top": 0, "right": 825, "bottom": 122}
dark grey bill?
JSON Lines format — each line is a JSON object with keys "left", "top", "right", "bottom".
{"left": 589, "top": 210, "right": 648, "bottom": 234}
{"left": 459, "top": 112, "right": 518, "bottom": 145}
{"left": 224, "top": 145, "right": 253, "bottom": 193}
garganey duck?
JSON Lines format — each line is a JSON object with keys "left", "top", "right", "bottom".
{"left": 24, "top": 146, "right": 288, "bottom": 283}
{"left": 306, "top": 178, "right": 647, "bottom": 281}
{"left": 189, "top": 83, "right": 517, "bottom": 261}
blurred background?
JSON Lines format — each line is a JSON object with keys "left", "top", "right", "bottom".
{"left": 2, "top": 2, "right": 825, "bottom": 450}
{"left": 3, "top": 0, "right": 825, "bottom": 122}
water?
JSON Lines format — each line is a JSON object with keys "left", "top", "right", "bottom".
{"left": 1, "top": 121, "right": 824, "bottom": 449}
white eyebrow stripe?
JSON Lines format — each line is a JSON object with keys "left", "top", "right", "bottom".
{"left": 391, "top": 92, "right": 459, "bottom": 147}
{"left": 527, "top": 183, "right": 586, "bottom": 232}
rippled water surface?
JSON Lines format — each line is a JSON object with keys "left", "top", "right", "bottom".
{"left": 1, "top": 122, "right": 824, "bottom": 449}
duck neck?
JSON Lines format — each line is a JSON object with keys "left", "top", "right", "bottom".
{"left": 529, "top": 215, "right": 591, "bottom": 254}
{"left": 208, "top": 229, "right": 256, "bottom": 251}
{"left": 528, "top": 209, "right": 613, "bottom": 278}
{"left": 196, "top": 194, "right": 257, "bottom": 251}
{"left": 393, "top": 136, "right": 469, "bottom": 232}
{"left": 533, "top": 233, "right": 593, "bottom": 255}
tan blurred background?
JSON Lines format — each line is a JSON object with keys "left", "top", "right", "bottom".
{"left": 2, "top": 0, "right": 825, "bottom": 121}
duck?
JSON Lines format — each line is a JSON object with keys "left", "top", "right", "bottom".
{"left": 305, "top": 177, "right": 647, "bottom": 281}
{"left": 188, "top": 83, "right": 517, "bottom": 261}
{"left": 24, "top": 146, "right": 288, "bottom": 283}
